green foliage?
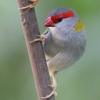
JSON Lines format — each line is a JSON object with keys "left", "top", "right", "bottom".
{"left": 0, "top": 0, "right": 100, "bottom": 100}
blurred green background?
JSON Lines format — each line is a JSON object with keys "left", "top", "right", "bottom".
{"left": 0, "top": 0, "right": 100, "bottom": 100}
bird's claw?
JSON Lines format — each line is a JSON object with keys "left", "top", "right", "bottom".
{"left": 41, "top": 90, "right": 57, "bottom": 99}
{"left": 41, "top": 84, "right": 57, "bottom": 99}
{"left": 48, "top": 84, "right": 55, "bottom": 89}
{"left": 19, "top": 0, "right": 39, "bottom": 10}
{"left": 30, "top": 35, "right": 46, "bottom": 43}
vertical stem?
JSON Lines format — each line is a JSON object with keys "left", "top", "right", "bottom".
{"left": 16, "top": 0, "right": 55, "bottom": 100}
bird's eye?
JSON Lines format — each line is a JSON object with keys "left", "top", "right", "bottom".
{"left": 57, "top": 18, "right": 63, "bottom": 22}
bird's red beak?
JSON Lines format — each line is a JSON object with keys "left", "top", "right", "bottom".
{"left": 43, "top": 17, "right": 54, "bottom": 27}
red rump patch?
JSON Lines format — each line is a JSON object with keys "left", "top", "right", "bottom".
{"left": 50, "top": 10, "right": 74, "bottom": 23}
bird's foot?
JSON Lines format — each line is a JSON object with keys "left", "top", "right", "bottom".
{"left": 19, "top": 0, "right": 39, "bottom": 10}
{"left": 48, "top": 84, "right": 57, "bottom": 96}
{"left": 30, "top": 35, "right": 46, "bottom": 43}
{"left": 41, "top": 84, "right": 57, "bottom": 99}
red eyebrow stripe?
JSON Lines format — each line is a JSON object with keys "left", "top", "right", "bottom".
{"left": 51, "top": 10, "right": 74, "bottom": 23}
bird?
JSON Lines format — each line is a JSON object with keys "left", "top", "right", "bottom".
{"left": 30, "top": 7, "right": 86, "bottom": 99}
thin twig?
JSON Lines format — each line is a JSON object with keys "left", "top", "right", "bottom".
{"left": 16, "top": 0, "right": 55, "bottom": 100}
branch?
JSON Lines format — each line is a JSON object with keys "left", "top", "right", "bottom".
{"left": 16, "top": 0, "right": 55, "bottom": 100}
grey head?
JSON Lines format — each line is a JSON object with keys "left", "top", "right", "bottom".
{"left": 44, "top": 7, "right": 80, "bottom": 33}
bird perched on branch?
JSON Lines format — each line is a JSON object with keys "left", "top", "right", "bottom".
{"left": 31, "top": 7, "right": 86, "bottom": 99}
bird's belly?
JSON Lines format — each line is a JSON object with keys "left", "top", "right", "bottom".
{"left": 47, "top": 47, "right": 85, "bottom": 75}
{"left": 48, "top": 56, "right": 76, "bottom": 76}
{"left": 44, "top": 43, "right": 61, "bottom": 59}
{"left": 48, "top": 54, "right": 76, "bottom": 72}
